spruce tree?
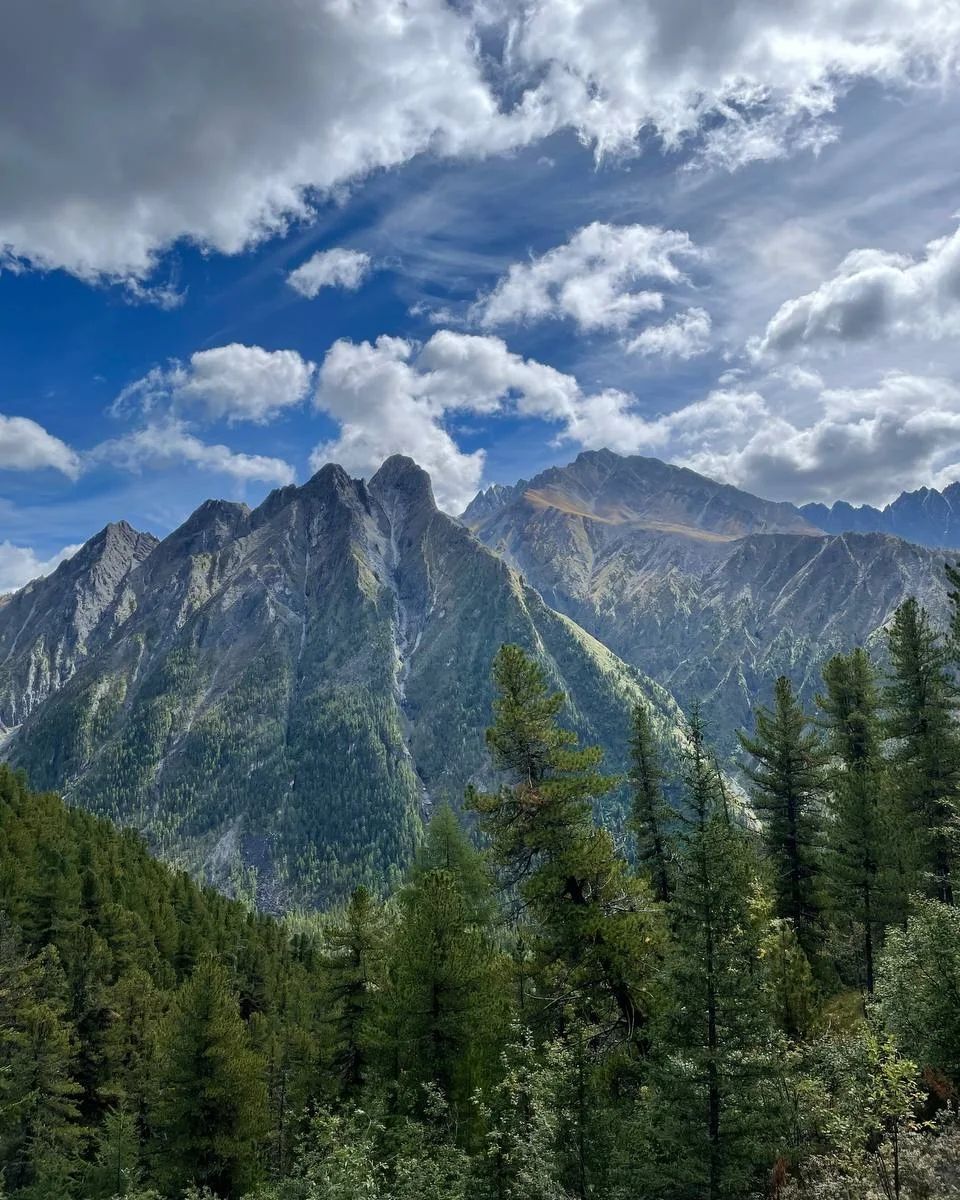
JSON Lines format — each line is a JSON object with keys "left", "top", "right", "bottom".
{"left": 470, "top": 644, "right": 661, "bottom": 1044}
{"left": 885, "top": 598, "right": 960, "bottom": 903}
{"left": 151, "top": 957, "right": 268, "bottom": 1197}
{"left": 627, "top": 700, "right": 673, "bottom": 902}
{"left": 739, "top": 676, "right": 826, "bottom": 959}
{"left": 817, "top": 648, "right": 895, "bottom": 991}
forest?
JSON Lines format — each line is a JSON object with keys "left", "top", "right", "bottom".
{"left": 3, "top": 578, "right": 960, "bottom": 1200}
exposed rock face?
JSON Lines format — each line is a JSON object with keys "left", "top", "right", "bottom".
{"left": 801, "top": 482, "right": 960, "bottom": 548}
{"left": 4, "top": 456, "right": 680, "bottom": 906}
{"left": 465, "top": 452, "right": 949, "bottom": 752}
{"left": 0, "top": 521, "right": 158, "bottom": 733}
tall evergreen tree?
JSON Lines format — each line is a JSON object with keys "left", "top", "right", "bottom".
{"left": 469, "top": 645, "right": 661, "bottom": 1044}
{"left": 645, "top": 707, "right": 785, "bottom": 1200}
{"left": 817, "top": 648, "right": 895, "bottom": 991}
{"left": 386, "top": 864, "right": 503, "bottom": 1119}
{"left": 627, "top": 700, "right": 673, "bottom": 902}
{"left": 885, "top": 598, "right": 960, "bottom": 903}
{"left": 0, "top": 931, "right": 85, "bottom": 1200}
{"left": 322, "top": 885, "right": 386, "bottom": 1096}
{"left": 739, "top": 676, "right": 826, "bottom": 959}
{"left": 151, "top": 957, "right": 268, "bottom": 1197}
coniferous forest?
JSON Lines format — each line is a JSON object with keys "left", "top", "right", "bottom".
{"left": 4, "top": 579, "right": 960, "bottom": 1200}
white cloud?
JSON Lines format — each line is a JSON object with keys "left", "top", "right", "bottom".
{"left": 116, "top": 344, "right": 315, "bottom": 425}
{"left": 287, "top": 248, "right": 373, "bottom": 297}
{"left": 3, "top": 1, "right": 958, "bottom": 283}
{"left": 511, "top": 0, "right": 960, "bottom": 168}
{"left": 311, "top": 330, "right": 585, "bottom": 511}
{"left": 755, "top": 224, "right": 960, "bottom": 356}
{"left": 91, "top": 420, "right": 295, "bottom": 486}
{"left": 0, "top": 414, "right": 80, "bottom": 478}
{"left": 310, "top": 323, "right": 960, "bottom": 508}
{"left": 0, "top": 542, "right": 82, "bottom": 594}
{"left": 627, "top": 307, "right": 712, "bottom": 358}
{"left": 678, "top": 373, "right": 960, "bottom": 504}
{"left": 473, "top": 223, "right": 698, "bottom": 332}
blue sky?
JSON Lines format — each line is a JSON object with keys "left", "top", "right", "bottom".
{"left": 2, "top": 0, "right": 960, "bottom": 587}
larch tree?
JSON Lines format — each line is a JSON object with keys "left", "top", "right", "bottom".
{"left": 469, "top": 644, "right": 662, "bottom": 1047}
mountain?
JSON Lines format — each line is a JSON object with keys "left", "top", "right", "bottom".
{"left": 3, "top": 456, "right": 683, "bottom": 906}
{"left": 463, "top": 449, "right": 821, "bottom": 542}
{"left": 801, "top": 482, "right": 960, "bottom": 548}
{"left": 0, "top": 520, "right": 159, "bottom": 734}
{"left": 465, "top": 451, "right": 950, "bottom": 751}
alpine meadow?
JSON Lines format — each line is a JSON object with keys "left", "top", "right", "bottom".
{"left": 3, "top": 2, "right": 960, "bottom": 1198}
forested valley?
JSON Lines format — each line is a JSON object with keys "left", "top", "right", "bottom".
{"left": 4, "top": 578, "right": 960, "bottom": 1200}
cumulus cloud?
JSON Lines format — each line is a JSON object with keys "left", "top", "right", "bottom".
{"left": 91, "top": 420, "right": 295, "bottom": 486}
{"left": 473, "top": 223, "right": 698, "bottom": 332}
{"left": 0, "top": 414, "right": 80, "bottom": 478}
{"left": 311, "top": 330, "right": 587, "bottom": 510}
{"left": 755, "top": 224, "right": 960, "bottom": 356}
{"left": 0, "top": 542, "right": 82, "bottom": 594}
{"left": 116, "top": 344, "right": 315, "bottom": 425}
{"left": 679, "top": 374, "right": 960, "bottom": 504}
{"left": 627, "top": 307, "right": 712, "bottom": 358}
{"left": 287, "top": 248, "right": 373, "bottom": 297}
{"left": 2, "top": 1, "right": 958, "bottom": 282}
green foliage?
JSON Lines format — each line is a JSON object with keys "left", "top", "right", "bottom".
{"left": 740, "top": 675, "right": 826, "bottom": 960}
{"left": 627, "top": 700, "right": 673, "bottom": 902}
{"left": 885, "top": 598, "right": 960, "bottom": 903}
{"left": 470, "top": 644, "right": 662, "bottom": 1044}
{"left": 151, "top": 958, "right": 269, "bottom": 1196}
{"left": 876, "top": 899, "right": 960, "bottom": 1087}
{"left": 818, "top": 648, "right": 899, "bottom": 990}
{"left": 6, "top": 609, "right": 960, "bottom": 1200}
{"left": 643, "top": 708, "right": 787, "bottom": 1200}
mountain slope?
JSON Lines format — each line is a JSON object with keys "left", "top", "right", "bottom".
{"left": 466, "top": 452, "right": 949, "bottom": 751}
{"left": 801, "top": 481, "right": 960, "bottom": 548}
{"left": 5, "top": 457, "right": 682, "bottom": 906}
{"left": 0, "top": 521, "right": 159, "bottom": 734}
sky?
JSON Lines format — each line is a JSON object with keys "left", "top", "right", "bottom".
{"left": 2, "top": 0, "right": 960, "bottom": 589}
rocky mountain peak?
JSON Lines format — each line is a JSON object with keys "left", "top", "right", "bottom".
{"left": 369, "top": 455, "right": 437, "bottom": 535}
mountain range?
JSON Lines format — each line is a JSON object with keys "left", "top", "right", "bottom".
{"left": 0, "top": 449, "right": 952, "bottom": 903}
{"left": 0, "top": 455, "right": 681, "bottom": 906}
{"left": 800, "top": 482, "right": 960, "bottom": 548}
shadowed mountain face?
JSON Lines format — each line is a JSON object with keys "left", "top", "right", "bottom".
{"left": 2, "top": 456, "right": 682, "bottom": 907}
{"left": 465, "top": 451, "right": 950, "bottom": 752}
{"left": 801, "top": 482, "right": 960, "bottom": 549}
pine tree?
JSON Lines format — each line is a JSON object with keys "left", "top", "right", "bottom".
{"left": 646, "top": 707, "right": 785, "bottom": 1200}
{"left": 817, "top": 649, "right": 895, "bottom": 991}
{"left": 627, "top": 701, "right": 673, "bottom": 902}
{"left": 151, "top": 957, "right": 268, "bottom": 1197}
{"left": 739, "top": 676, "right": 826, "bottom": 959}
{"left": 470, "top": 645, "right": 660, "bottom": 1044}
{"left": 885, "top": 598, "right": 960, "bottom": 903}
